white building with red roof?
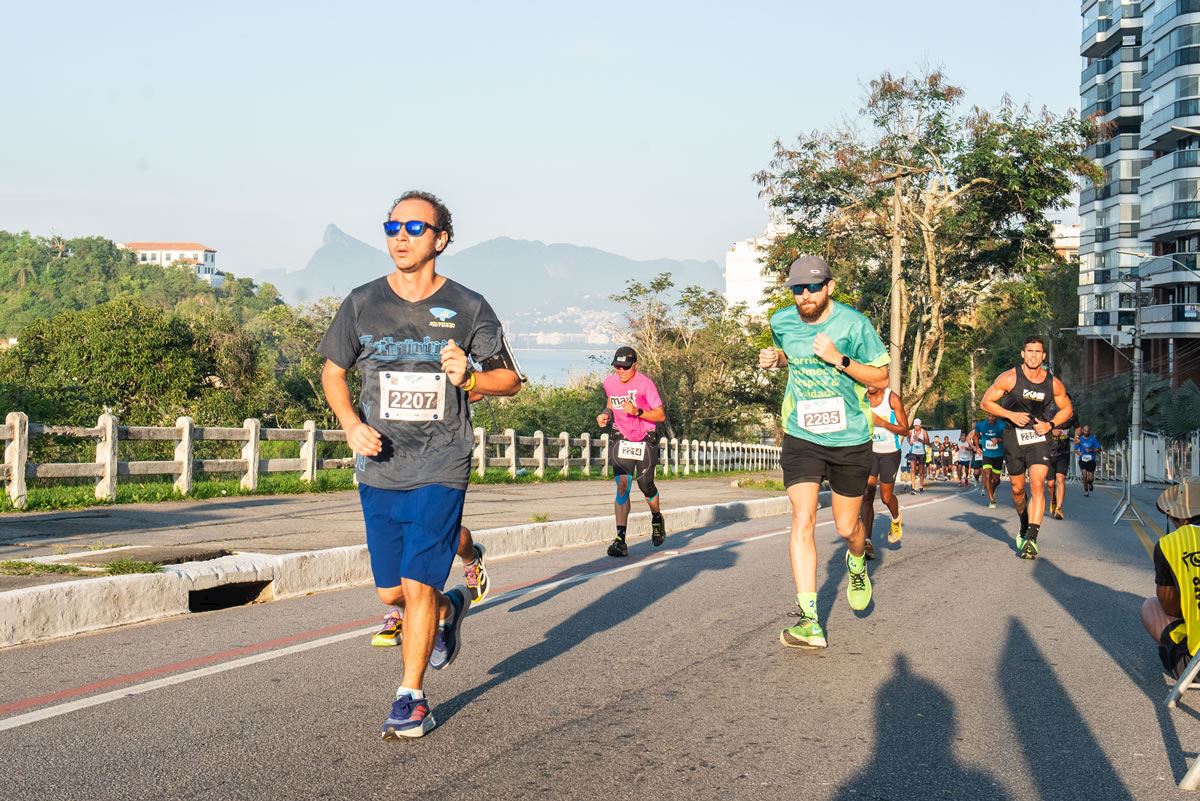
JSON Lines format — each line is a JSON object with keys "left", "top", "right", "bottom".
{"left": 118, "top": 242, "right": 223, "bottom": 288}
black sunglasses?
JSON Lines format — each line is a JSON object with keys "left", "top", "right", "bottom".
{"left": 791, "top": 279, "right": 830, "bottom": 295}
{"left": 383, "top": 220, "right": 443, "bottom": 238}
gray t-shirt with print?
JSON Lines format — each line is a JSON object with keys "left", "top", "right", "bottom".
{"left": 318, "top": 275, "right": 503, "bottom": 491}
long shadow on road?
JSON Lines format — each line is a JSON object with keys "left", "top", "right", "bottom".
{"left": 502, "top": 520, "right": 756, "bottom": 616}
{"left": 1032, "top": 558, "right": 1190, "bottom": 783}
{"left": 436, "top": 541, "right": 740, "bottom": 723}
{"left": 1000, "top": 617, "right": 1136, "bottom": 801}
{"left": 831, "top": 654, "right": 1011, "bottom": 801}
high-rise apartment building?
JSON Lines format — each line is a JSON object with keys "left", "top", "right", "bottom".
{"left": 1079, "top": 0, "right": 1200, "bottom": 386}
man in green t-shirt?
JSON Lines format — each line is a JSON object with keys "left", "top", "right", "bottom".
{"left": 758, "top": 255, "right": 890, "bottom": 649}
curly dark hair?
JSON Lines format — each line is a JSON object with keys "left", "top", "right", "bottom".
{"left": 1023, "top": 334, "right": 1047, "bottom": 350}
{"left": 389, "top": 190, "right": 454, "bottom": 247}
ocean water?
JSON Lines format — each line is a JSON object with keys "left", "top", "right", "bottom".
{"left": 512, "top": 348, "right": 610, "bottom": 385}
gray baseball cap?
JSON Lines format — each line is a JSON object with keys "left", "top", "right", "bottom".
{"left": 786, "top": 255, "right": 834, "bottom": 286}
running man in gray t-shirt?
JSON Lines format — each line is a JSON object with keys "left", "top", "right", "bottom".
{"left": 319, "top": 190, "right": 522, "bottom": 739}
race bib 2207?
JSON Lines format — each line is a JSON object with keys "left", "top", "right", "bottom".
{"left": 379, "top": 371, "right": 446, "bottom": 422}
{"left": 797, "top": 397, "right": 847, "bottom": 435}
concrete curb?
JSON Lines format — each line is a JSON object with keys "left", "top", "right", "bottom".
{"left": 0, "top": 495, "right": 800, "bottom": 648}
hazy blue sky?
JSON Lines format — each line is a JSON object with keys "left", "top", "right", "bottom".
{"left": 1, "top": 1, "right": 1082, "bottom": 279}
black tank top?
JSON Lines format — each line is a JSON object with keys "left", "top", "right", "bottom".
{"left": 1001, "top": 366, "right": 1053, "bottom": 423}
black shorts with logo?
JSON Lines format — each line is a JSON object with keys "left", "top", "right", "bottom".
{"left": 1002, "top": 426, "right": 1052, "bottom": 475}
{"left": 1050, "top": 448, "right": 1071, "bottom": 476}
{"left": 781, "top": 435, "right": 871, "bottom": 497}
{"left": 869, "top": 450, "right": 902, "bottom": 482}
{"left": 1078, "top": 456, "right": 1097, "bottom": 474}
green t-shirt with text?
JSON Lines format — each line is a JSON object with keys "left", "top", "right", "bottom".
{"left": 770, "top": 301, "right": 889, "bottom": 447}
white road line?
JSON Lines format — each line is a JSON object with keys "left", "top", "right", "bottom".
{"left": 0, "top": 492, "right": 961, "bottom": 733}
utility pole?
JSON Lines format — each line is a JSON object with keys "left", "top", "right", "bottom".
{"left": 1131, "top": 267, "right": 1143, "bottom": 486}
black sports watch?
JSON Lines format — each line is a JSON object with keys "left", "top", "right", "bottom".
{"left": 635, "top": 408, "right": 644, "bottom": 418}
{"left": 838, "top": 355, "right": 851, "bottom": 371}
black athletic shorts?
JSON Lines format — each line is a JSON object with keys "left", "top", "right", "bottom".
{"left": 869, "top": 450, "right": 902, "bottom": 482}
{"left": 1079, "top": 457, "right": 1097, "bottom": 474}
{"left": 781, "top": 435, "right": 871, "bottom": 497}
{"left": 1050, "top": 449, "right": 1071, "bottom": 476}
{"left": 982, "top": 455, "right": 1005, "bottom": 473}
{"left": 1002, "top": 426, "right": 1051, "bottom": 475}
{"left": 609, "top": 433, "right": 659, "bottom": 478}
{"left": 1160, "top": 620, "right": 1191, "bottom": 679}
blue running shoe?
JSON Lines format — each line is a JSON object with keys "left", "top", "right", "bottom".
{"left": 381, "top": 692, "right": 435, "bottom": 739}
{"left": 429, "top": 586, "right": 467, "bottom": 670}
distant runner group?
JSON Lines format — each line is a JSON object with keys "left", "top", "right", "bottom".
{"left": 319, "top": 194, "right": 1103, "bottom": 738}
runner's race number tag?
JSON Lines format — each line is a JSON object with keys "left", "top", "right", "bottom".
{"left": 617, "top": 440, "right": 647, "bottom": 461}
{"left": 1015, "top": 428, "right": 1046, "bottom": 447}
{"left": 379, "top": 372, "right": 445, "bottom": 421}
{"left": 798, "top": 397, "right": 847, "bottom": 434}
{"left": 985, "top": 437, "right": 999, "bottom": 452}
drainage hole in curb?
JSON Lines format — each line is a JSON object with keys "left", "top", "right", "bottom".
{"left": 189, "top": 580, "right": 273, "bottom": 613}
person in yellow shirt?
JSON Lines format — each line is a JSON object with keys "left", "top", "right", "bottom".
{"left": 1141, "top": 478, "right": 1200, "bottom": 678}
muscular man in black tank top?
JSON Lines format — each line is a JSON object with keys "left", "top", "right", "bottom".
{"left": 980, "top": 335, "right": 1074, "bottom": 560}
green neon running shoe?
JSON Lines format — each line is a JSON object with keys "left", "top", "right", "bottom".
{"left": 846, "top": 551, "right": 872, "bottom": 611}
{"left": 780, "top": 611, "right": 827, "bottom": 649}
{"left": 1017, "top": 537, "right": 1039, "bottom": 560}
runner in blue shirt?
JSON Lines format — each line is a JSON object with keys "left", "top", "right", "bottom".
{"left": 1074, "top": 425, "right": 1102, "bottom": 496}
{"left": 969, "top": 414, "right": 1007, "bottom": 509}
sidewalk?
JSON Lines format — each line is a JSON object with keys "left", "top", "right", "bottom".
{"left": 0, "top": 472, "right": 787, "bottom": 586}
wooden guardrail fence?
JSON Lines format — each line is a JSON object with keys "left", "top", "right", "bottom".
{"left": 0, "top": 412, "right": 781, "bottom": 510}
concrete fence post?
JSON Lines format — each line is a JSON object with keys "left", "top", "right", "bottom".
{"left": 670, "top": 437, "right": 679, "bottom": 475}
{"left": 533, "top": 430, "right": 546, "bottom": 478}
{"left": 174, "top": 416, "right": 194, "bottom": 496}
{"left": 473, "top": 427, "right": 487, "bottom": 477}
{"left": 5, "top": 411, "right": 28, "bottom": 509}
{"left": 558, "top": 432, "right": 570, "bottom": 477}
{"left": 300, "top": 420, "right": 317, "bottom": 483}
{"left": 600, "top": 433, "right": 610, "bottom": 477}
{"left": 659, "top": 436, "right": 669, "bottom": 476}
{"left": 581, "top": 432, "right": 592, "bottom": 476}
{"left": 505, "top": 428, "right": 518, "bottom": 477}
{"left": 682, "top": 437, "right": 691, "bottom": 475}
{"left": 95, "top": 413, "right": 118, "bottom": 502}
{"left": 241, "top": 418, "right": 261, "bottom": 491}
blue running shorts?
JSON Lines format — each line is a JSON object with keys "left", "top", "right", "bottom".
{"left": 358, "top": 483, "right": 465, "bottom": 589}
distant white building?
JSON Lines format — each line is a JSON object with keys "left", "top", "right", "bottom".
{"left": 724, "top": 212, "right": 787, "bottom": 316}
{"left": 119, "top": 242, "right": 224, "bottom": 288}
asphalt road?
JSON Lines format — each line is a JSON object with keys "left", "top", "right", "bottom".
{"left": 0, "top": 482, "right": 1192, "bottom": 800}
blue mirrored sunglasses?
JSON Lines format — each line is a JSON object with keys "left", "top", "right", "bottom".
{"left": 383, "top": 220, "right": 443, "bottom": 238}
{"left": 791, "top": 279, "right": 830, "bottom": 295}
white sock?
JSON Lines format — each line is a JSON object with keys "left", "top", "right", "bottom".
{"left": 397, "top": 686, "right": 425, "bottom": 700}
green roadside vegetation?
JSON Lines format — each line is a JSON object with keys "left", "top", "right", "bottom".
{"left": 0, "top": 560, "right": 83, "bottom": 576}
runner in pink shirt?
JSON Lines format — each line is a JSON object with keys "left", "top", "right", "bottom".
{"left": 596, "top": 346, "right": 667, "bottom": 557}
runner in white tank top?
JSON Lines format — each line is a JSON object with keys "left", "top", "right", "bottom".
{"left": 862, "top": 385, "right": 908, "bottom": 557}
